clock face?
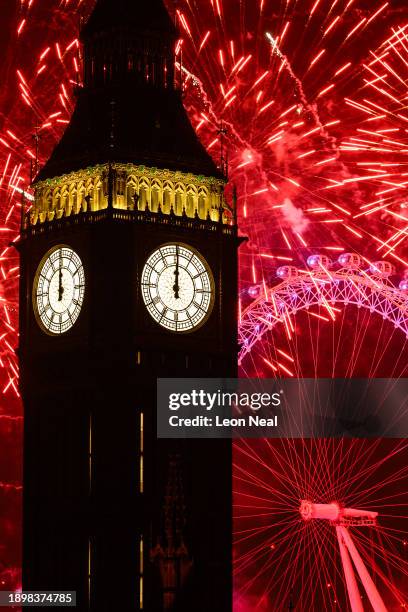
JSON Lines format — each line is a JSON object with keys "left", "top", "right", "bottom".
{"left": 33, "top": 246, "right": 85, "bottom": 335}
{"left": 141, "top": 243, "right": 214, "bottom": 332}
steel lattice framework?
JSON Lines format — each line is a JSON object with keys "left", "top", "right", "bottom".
{"left": 238, "top": 267, "right": 408, "bottom": 364}
{"left": 299, "top": 501, "right": 388, "bottom": 612}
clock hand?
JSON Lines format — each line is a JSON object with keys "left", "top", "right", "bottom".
{"left": 173, "top": 245, "right": 180, "bottom": 299}
{"left": 58, "top": 250, "right": 64, "bottom": 302}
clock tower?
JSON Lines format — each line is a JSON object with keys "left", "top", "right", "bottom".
{"left": 18, "top": 0, "right": 239, "bottom": 610}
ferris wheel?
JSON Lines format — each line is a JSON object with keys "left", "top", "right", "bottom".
{"left": 238, "top": 252, "right": 408, "bottom": 366}
{"left": 234, "top": 253, "right": 408, "bottom": 611}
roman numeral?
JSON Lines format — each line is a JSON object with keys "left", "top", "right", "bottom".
{"left": 159, "top": 308, "right": 168, "bottom": 321}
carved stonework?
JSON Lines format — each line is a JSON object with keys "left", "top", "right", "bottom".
{"left": 30, "top": 163, "right": 234, "bottom": 227}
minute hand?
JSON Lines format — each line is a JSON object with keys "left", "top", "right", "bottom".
{"left": 173, "top": 246, "right": 180, "bottom": 299}
{"left": 58, "top": 251, "right": 64, "bottom": 301}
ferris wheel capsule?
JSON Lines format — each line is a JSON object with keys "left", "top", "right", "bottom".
{"left": 399, "top": 279, "right": 408, "bottom": 291}
{"left": 248, "top": 285, "right": 261, "bottom": 298}
{"left": 369, "top": 261, "right": 396, "bottom": 277}
{"left": 337, "top": 252, "right": 362, "bottom": 268}
{"left": 307, "top": 254, "right": 332, "bottom": 270}
{"left": 276, "top": 265, "right": 299, "bottom": 279}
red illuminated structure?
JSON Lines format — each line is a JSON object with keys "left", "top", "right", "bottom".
{"left": 300, "top": 501, "right": 386, "bottom": 612}
{"left": 239, "top": 253, "right": 408, "bottom": 365}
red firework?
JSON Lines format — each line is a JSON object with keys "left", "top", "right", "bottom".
{"left": 176, "top": 0, "right": 408, "bottom": 282}
{"left": 341, "top": 25, "right": 408, "bottom": 267}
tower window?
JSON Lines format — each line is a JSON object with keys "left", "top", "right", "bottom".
{"left": 139, "top": 412, "right": 144, "bottom": 494}
{"left": 89, "top": 414, "right": 92, "bottom": 493}
{"left": 175, "top": 192, "right": 183, "bottom": 216}
{"left": 139, "top": 535, "right": 144, "bottom": 609}
{"left": 163, "top": 190, "right": 171, "bottom": 213}
{"left": 164, "top": 59, "right": 168, "bottom": 88}
{"left": 88, "top": 538, "right": 92, "bottom": 607}
{"left": 186, "top": 193, "right": 195, "bottom": 217}
{"left": 151, "top": 189, "right": 159, "bottom": 212}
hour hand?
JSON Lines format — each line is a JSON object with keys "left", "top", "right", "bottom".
{"left": 173, "top": 268, "right": 180, "bottom": 299}
{"left": 58, "top": 267, "right": 64, "bottom": 301}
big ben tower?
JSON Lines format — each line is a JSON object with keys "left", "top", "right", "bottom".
{"left": 18, "top": 0, "right": 240, "bottom": 610}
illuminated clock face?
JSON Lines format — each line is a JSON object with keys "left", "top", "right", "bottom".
{"left": 33, "top": 246, "right": 85, "bottom": 335}
{"left": 141, "top": 244, "right": 214, "bottom": 332}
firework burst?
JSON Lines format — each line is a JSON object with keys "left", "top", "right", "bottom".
{"left": 341, "top": 24, "right": 408, "bottom": 267}
{"left": 175, "top": 0, "right": 408, "bottom": 287}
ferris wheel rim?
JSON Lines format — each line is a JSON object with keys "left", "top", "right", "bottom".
{"left": 238, "top": 268, "right": 408, "bottom": 363}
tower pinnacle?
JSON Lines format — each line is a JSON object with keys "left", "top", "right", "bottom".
{"left": 35, "top": 0, "right": 221, "bottom": 182}
{"left": 81, "top": 0, "right": 177, "bottom": 37}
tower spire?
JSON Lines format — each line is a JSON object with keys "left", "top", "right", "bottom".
{"left": 34, "top": 0, "right": 221, "bottom": 183}
{"left": 80, "top": 0, "right": 177, "bottom": 93}
{"left": 81, "top": 0, "right": 177, "bottom": 37}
